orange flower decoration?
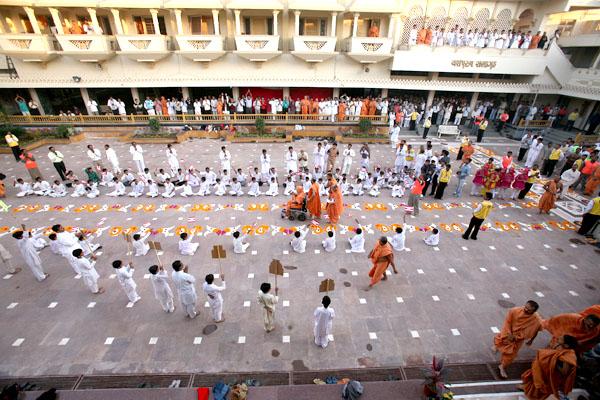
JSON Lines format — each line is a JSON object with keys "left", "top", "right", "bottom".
{"left": 109, "top": 226, "right": 122, "bottom": 236}
{"left": 247, "top": 203, "right": 270, "bottom": 212}
{"left": 191, "top": 204, "right": 213, "bottom": 212}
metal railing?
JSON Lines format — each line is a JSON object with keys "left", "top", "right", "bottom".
{"left": 3, "top": 113, "right": 389, "bottom": 125}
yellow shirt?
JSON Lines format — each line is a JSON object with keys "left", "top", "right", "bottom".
{"left": 591, "top": 198, "right": 600, "bottom": 216}
{"left": 527, "top": 169, "right": 539, "bottom": 183}
{"left": 568, "top": 112, "right": 579, "bottom": 121}
{"left": 410, "top": 112, "right": 418, "bottom": 121}
{"left": 473, "top": 200, "right": 493, "bottom": 219}
{"left": 574, "top": 159, "right": 584, "bottom": 170}
{"left": 5, "top": 134, "right": 18, "bottom": 147}
{"left": 439, "top": 169, "right": 452, "bottom": 183}
{"left": 549, "top": 149, "right": 562, "bottom": 160}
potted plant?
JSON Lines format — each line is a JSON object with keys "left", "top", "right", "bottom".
{"left": 255, "top": 117, "right": 266, "bottom": 136}
{"left": 358, "top": 118, "right": 372, "bottom": 135}
{"left": 148, "top": 118, "right": 161, "bottom": 133}
{"left": 422, "top": 356, "right": 453, "bottom": 400}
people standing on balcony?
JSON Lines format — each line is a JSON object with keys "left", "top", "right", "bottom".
{"left": 243, "top": 90, "right": 253, "bottom": 114}
{"left": 368, "top": 23, "right": 379, "bottom": 38}
{"left": 521, "top": 31, "right": 532, "bottom": 49}
{"left": 529, "top": 31, "right": 542, "bottom": 49}
{"left": 107, "top": 97, "right": 119, "bottom": 115}
{"left": 143, "top": 97, "right": 154, "bottom": 115}
{"left": 409, "top": 24, "right": 418, "bottom": 46}
{"left": 538, "top": 33, "right": 548, "bottom": 49}
{"left": 545, "top": 29, "right": 560, "bottom": 50}
{"left": 14, "top": 95, "right": 30, "bottom": 116}
{"left": 117, "top": 99, "right": 127, "bottom": 120}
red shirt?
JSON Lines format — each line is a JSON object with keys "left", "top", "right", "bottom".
{"left": 500, "top": 113, "right": 509, "bottom": 122}
{"left": 411, "top": 179, "right": 425, "bottom": 195}
{"left": 581, "top": 160, "right": 599, "bottom": 175}
{"left": 20, "top": 152, "right": 37, "bottom": 169}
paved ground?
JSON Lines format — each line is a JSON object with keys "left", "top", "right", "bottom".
{"left": 0, "top": 133, "right": 598, "bottom": 377}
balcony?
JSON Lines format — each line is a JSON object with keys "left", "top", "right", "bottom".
{"left": 234, "top": 35, "right": 281, "bottom": 62}
{"left": 0, "top": 34, "right": 57, "bottom": 62}
{"left": 291, "top": 36, "right": 337, "bottom": 63}
{"left": 175, "top": 35, "right": 225, "bottom": 62}
{"left": 345, "top": 36, "right": 393, "bottom": 64}
{"left": 56, "top": 34, "right": 116, "bottom": 63}
{"left": 116, "top": 35, "right": 170, "bottom": 63}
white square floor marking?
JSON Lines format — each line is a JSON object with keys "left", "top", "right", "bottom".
{"left": 7, "top": 303, "right": 18, "bottom": 309}
{"left": 417, "top": 269, "right": 424, "bottom": 274}
{"left": 359, "top": 298, "right": 367, "bottom": 304}
{"left": 432, "top": 296, "right": 440, "bottom": 302}
{"left": 501, "top": 293, "right": 510, "bottom": 298}
{"left": 247, "top": 273, "right": 255, "bottom": 279}
{"left": 491, "top": 327, "right": 500, "bottom": 333}
{"left": 451, "top": 329, "right": 460, "bottom": 336}
{"left": 283, "top": 300, "right": 290, "bottom": 307}
{"left": 193, "top": 337, "right": 203, "bottom": 345}
{"left": 535, "top": 292, "right": 544, "bottom": 298}
{"left": 243, "top": 301, "right": 251, "bottom": 307}
{"left": 48, "top": 302, "right": 58, "bottom": 308}
{"left": 238, "top": 336, "right": 246, "bottom": 344}
{"left": 12, "top": 338, "right": 24, "bottom": 347}
{"left": 410, "top": 330, "right": 419, "bottom": 338}
{"left": 87, "top": 302, "right": 96, "bottom": 308}
{"left": 467, "top": 294, "right": 475, "bottom": 300}
{"left": 105, "top": 337, "right": 114, "bottom": 345}
{"left": 448, "top": 268, "right": 456, "bottom": 273}
{"left": 369, "top": 332, "right": 378, "bottom": 340}
{"left": 58, "top": 338, "right": 70, "bottom": 346}
{"left": 396, "top": 297, "right": 404, "bottom": 303}
{"left": 149, "top": 337, "right": 158, "bottom": 345}
{"left": 282, "top": 335, "right": 290, "bottom": 343}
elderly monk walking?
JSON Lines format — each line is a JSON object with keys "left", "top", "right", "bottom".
{"left": 325, "top": 173, "right": 343, "bottom": 224}
{"left": 307, "top": 178, "right": 321, "bottom": 218}
{"left": 493, "top": 300, "right": 542, "bottom": 378}
{"left": 367, "top": 237, "right": 397, "bottom": 289}
{"left": 518, "top": 343, "right": 577, "bottom": 400}
{"left": 543, "top": 309, "right": 600, "bottom": 353}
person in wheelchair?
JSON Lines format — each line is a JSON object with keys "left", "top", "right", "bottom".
{"left": 281, "top": 185, "right": 307, "bottom": 220}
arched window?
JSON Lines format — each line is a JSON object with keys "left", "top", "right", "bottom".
{"left": 427, "top": 7, "right": 447, "bottom": 30}
{"left": 401, "top": 6, "right": 424, "bottom": 45}
{"left": 515, "top": 9, "right": 535, "bottom": 31}
{"left": 450, "top": 7, "right": 469, "bottom": 31}
{"left": 491, "top": 9, "right": 512, "bottom": 32}
{"left": 470, "top": 8, "right": 490, "bottom": 32}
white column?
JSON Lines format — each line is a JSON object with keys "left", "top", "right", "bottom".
{"left": 352, "top": 13, "right": 359, "bottom": 37}
{"left": 80, "top": 88, "right": 93, "bottom": 115}
{"left": 333, "top": 87, "right": 340, "bottom": 98}
{"left": 294, "top": 11, "right": 300, "bottom": 36}
{"left": 272, "top": 10, "right": 279, "bottom": 36}
{"left": 87, "top": 8, "right": 101, "bottom": 34}
{"left": 131, "top": 87, "right": 140, "bottom": 102}
{"left": 212, "top": 9, "right": 220, "bottom": 35}
{"left": 393, "top": 14, "right": 403, "bottom": 48}
{"left": 28, "top": 88, "right": 45, "bottom": 115}
{"left": 387, "top": 15, "right": 395, "bottom": 38}
{"left": 23, "top": 7, "right": 41, "bottom": 34}
{"left": 173, "top": 9, "right": 183, "bottom": 35}
{"left": 110, "top": 9, "right": 123, "bottom": 35}
{"left": 469, "top": 92, "right": 479, "bottom": 110}
{"left": 150, "top": 9, "right": 161, "bottom": 34}
{"left": 330, "top": 12, "right": 337, "bottom": 36}
{"left": 426, "top": 90, "right": 435, "bottom": 109}
{"left": 232, "top": 87, "right": 240, "bottom": 98}
{"left": 234, "top": 10, "right": 241, "bottom": 35}
{"left": 181, "top": 87, "right": 190, "bottom": 99}
{"left": 283, "top": 87, "right": 290, "bottom": 97}
{"left": 49, "top": 8, "right": 64, "bottom": 35}
{"left": 381, "top": 88, "right": 388, "bottom": 98}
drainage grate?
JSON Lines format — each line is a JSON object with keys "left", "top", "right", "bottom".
{"left": 76, "top": 374, "right": 192, "bottom": 390}
{"left": 192, "top": 372, "right": 290, "bottom": 387}
{"left": 404, "top": 363, "right": 495, "bottom": 383}
{"left": 0, "top": 375, "right": 79, "bottom": 391}
{"left": 292, "top": 368, "right": 403, "bottom": 385}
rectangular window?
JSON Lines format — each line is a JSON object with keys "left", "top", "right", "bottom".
{"left": 133, "top": 16, "right": 165, "bottom": 34}
{"left": 20, "top": 14, "right": 34, "bottom": 33}
{"left": 243, "top": 17, "right": 251, "bottom": 34}
{"left": 189, "top": 15, "right": 214, "bottom": 35}
{"left": 299, "top": 18, "right": 326, "bottom": 36}
{"left": 98, "top": 15, "right": 113, "bottom": 35}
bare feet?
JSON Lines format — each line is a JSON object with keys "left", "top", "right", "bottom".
{"left": 498, "top": 365, "right": 508, "bottom": 379}
{"left": 491, "top": 345, "right": 498, "bottom": 354}
{"left": 393, "top": 268, "right": 399, "bottom": 274}
{"left": 215, "top": 318, "right": 225, "bottom": 323}
{"left": 10, "top": 267, "right": 22, "bottom": 274}
{"left": 96, "top": 287, "right": 105, "bottom": 294}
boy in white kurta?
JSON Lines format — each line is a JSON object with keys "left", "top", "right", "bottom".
{"left": 314, "top": 296, "right": 335, "bottom": 348}
{"left": 113, "top": 259, "right": 141, "bottom": 304}
{"left": 229, "top": 178, "right": 243, "bottom": 196}
{"left": 257, "top": 282, "right": 278, "bottom": 332}
{"left": 0, "top": 243, "right": 18, "bottom": 274}
{"left": 178, "top": 233, "right": 199, "bottom": 256}
{"left": 12, "top": 230, "right": 47, "bottom": 281}
{"left": 424, "top": 228, "right": 440, "bottom": 246}
{"left": 73, "top": 249, "right": 103, "bottom": 294}
{"left": 171, "top": 260, "right": 197, "bottom": 318}
{"left": 147, "top": 180, "right": 159, "bottom": 197}
{"left": 321, "top": 230, "right": 336, "bottom": 252}
{"left": 232, "top": 230, "right": 250, "bottom": 254}
{"left": 247, "top": 177, "right": 261, "bottom": 197}
{"left": 290, "top": 227, "right": 309, "bottom": 253}
{"left": 149, "top": 264, "right": 174, "bottom": 313}
{"left": 202, "top": 273, "right": 226, "bottom": 322}
{"left": 389, "top": 227, "right": 406, "bottom": 251}
{"left": 133, "top": 233, "right": 150, "bottom": 256}
{"left": 265, "top": 177, "right": 279, "bottom": 196}
{"left": 348, "top": 228, "right": 365, "bottom": 253}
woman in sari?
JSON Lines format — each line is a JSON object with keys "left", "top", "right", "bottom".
{"left": 538, "top": 177, "right": 562, "bottom": 214}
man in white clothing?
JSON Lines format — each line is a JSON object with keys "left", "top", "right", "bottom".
{"left": 203, "top": 273, "right": 226, "bottom": 323}
{"left": 285, "top": 146, "right": 298, "bottom": 173}
{"left": 260, "top": 149, "right": 271, "bottom": 183}
{"left": 348, "top": 228, "right": 365, "bottom": 253}
{"left": 389, "top": 226, "right": 406, "bottom": 251}
{"left": 129, "top": 142, "right": 145, "bottom": 173}
{"left": 257, "top": 282, "right": 278, "bottom": 332}
{"left": 424, "top": 228, "right": 440, "bottom": 246}
{"left": 560, "top": 164, "right": 581, "bottom": 192}
{"left": 321, "top": 230, "right": 336, "bottom": 252}
{"left": 148, "top": 264, "right": 175, "bottom": 313}
{"left": 525, "top": 138, "right": 544, "bottom": 168}
{"left": 313, "top": 142, "right": 326, "bottom": 172}
{"left": 52, "top": 224, "right": 84, "bottom": 276}
{"left": 178, "top": 232, "right": 199, "bottom": 255}
{"left": 86, "top": 144, "right": 103, "bottom": 170}
{"left": 314, "top": 295, "right": 335, "bottom": 348}
{"left": 12, "top": 230, "right": 48, "bottom": 281}
{"left": 73, "top": 249, "right": 103, "bottom": 294}
{"left": 342, "top": 144, "right": 355, "bottom": 175}
{"left": 132, "top": 232, "right": 150, "bottom": 256}
{"left": 219, "top": 146, "right": 231, "bottom": 173}
{"left": 104, "top": 144, "right": 121, "bottom": 174}
{"left": 290, "top": 227, "right": 309, "bottom": 253}
{"left": 112, "top": 259, "right": 141, "bottom": 304}
{"left": 232, "top": 229, "right": 250, "bottom": 254}
{"left": 171, "top": 260, "right": 197, "bottom": 318}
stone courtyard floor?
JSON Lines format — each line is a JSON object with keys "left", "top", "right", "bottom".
{"left": 0, "top": 135, "right": 597, "bottom": 377}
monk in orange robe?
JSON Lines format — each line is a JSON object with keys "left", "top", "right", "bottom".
{"left": 519, "top": 347, "right": 577, "bottom": 400}
{"left": 538, "top": 178, "right": 560, "bottom": 214}
{"left": 425, "top": 28, "right": 433, "bottom": 45}
{"left": 284, "top": 186, "right": 305, "bottom": 217}
{"left": 306, "top": 178, "right": 321, "bottom": 218}
{"left": 368, "top": 100, "right": 376, "bottom": 116}
{"left": 360, "top": 99, "right": 368, "bottom": 116}
{"left": 584, "top": 165, "right": 600, "bottom": 195}
{"left": 462, "top": 141, "right": 475, "bottom": 161}
{"left": 325, "top": 174, "right": 343, "bottom": 224}
{"left": 337, "top": 101, "right": 346, "bottom": 122}
{"left": 367, "top": 237, "right": 396, "bottom": 288}
{"left": 580, "top": 304, "right": 600, "bottom": 318}
{"left": 417, "top": 27, "right": 427, "bottom": 44}
{"left": 216, "top": 99, "right": 224, "bottom": 116}
{"left": 311, "top": 99, "right": 319, "bottom": 119}
{"left": 543, "top": 311, "right": 600, "bottom": 353}
{"left": 368, "top": 24, "right": 379, "bottom": 38}
{"left": 160, "top": 96, "right": 168, "bottom": 116}
{"left": 300, "top": 96, "right": 310, "bottom": 119}
{"left": 493, "top": 301, "right": 542, "bottom": 378}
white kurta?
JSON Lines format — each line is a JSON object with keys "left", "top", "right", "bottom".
{"left": 348, "top": 233, "right": 365, "bottom": 253}
{"left": 75, "top": 257, "right": 99, "bottom": 293}
{"left": 424, "top": 233, "right": 439, "bottom": 246}
{"left": 172, "top": 270, "right": 197, "bottom": 318}
{"left": 166, "top": 149, "right": 179, "bottom": 174}
{"left": 203, "top": 281, "right": 226, "bottom": 321}
{"left": 342, "top": 149, "right": 355, "bottom": 175}
{"left": 233, "top": 235, "right": 249, "bottom": 253}
{"left": 285, "top": 151, "right": 298, "bottom": 173}
{"left": 321, "top": 234, "right": 336, "bottom": 252}
{"left": 257, "top": 290, "right": 278, "bottom": 331}
{"left": 314, "top": 306, "right": 335, "bottom": 348}
{"left": 390, "top": 231, "right": 406, "bottom": 251}
{"left": 117, "top": 265, "right": 140, "bottom": 303}
{"left": 219, "top": 150, "right": 232, "bottom": 173}
{"left": 179, "top": 238, "right": 199, "bottom": 255}
{"left": 525, "top": 142, "right": 544, "bottom": 168}
{"left": 290, "top": 229, "right": 309, "bottom": 253}
{"left": 313, "top": 147, "right": 326, "bottom": 171}
{"left": 133, "top": 233, "right": 150, "bottom": 256}
{"left": 57, "top": 231, "right": 83, "bottom": 275}
{"left": 151, "top": 270, "right": 174, "bottom": 312}
{"left": 16, "top": 236, "right": 46, "bottom": 281}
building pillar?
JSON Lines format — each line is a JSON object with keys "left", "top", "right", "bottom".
{"left": 232, "top": 87, "right": 240, "bottom": 99}
{"left": 469, "top": 92, "right": 479, "bottom": 110}
{"left": 283, "top": 87, "right": 290, "bottom": 97}
{"left": 272, "top": 10, "right": 279, "bottom": 36}
{"left": 294, "top": 11, "right": 300, "bottom": 36}
{"left": 173, "top": 9, "right": 183, "bottom": 35}
{"left": 87, "top": 8, "right": 101, "bottom": 34}
{"left": 352, "top": 13, "right": 359, "bottom": 37}
{"left": 49, "top": 8, "right": 64, "bottom": 35}
{"left": 393, "top": 14, "right": 403, "bottom": 48}
{"left": 131, "top": 87, "right": 140, "bottom": 102}
{"left": 430, "top": 72, "right": 439, "bottom": 80}
{"left": 591, "top": 51, "right": 600, "bottom": 69}
{"left": 212, "top": 9, "right": 220, "bottom": 35}
{"left": 23, "top": 7, "right": 41, "bottom": 34}
{"left": 426, "top": 90, "right": 435, "bottom": 109}
{"left": 234, "top": 10, "right": 241, "bottom": 35}
{"left": 181, "top": 87, "right": 190, "bottom": 100}
{"left": 150, "top": 9, "right": 161, "bottom": 34}
{"left": 80, "top": 87, "right": 93, "bottom": 115}
{"left": 27, "top": 88, "right": 45, "bottom": 115}
{"left": 333, "top": 87, "right": 340, "bottom": 98}
{"left": 330, "top": 12, "right": 337, "bottom": 36}
{"left": 387, "top": 14, "right": 395, "bottom": 39}
{"left": 110, "top": 9, "right": 123, "bottom": 35}
{"left": 381, "top": 88, "right": 389, "bottom": 98}
{"left": 580, "top": 100, "right": 596, "bottom": 130}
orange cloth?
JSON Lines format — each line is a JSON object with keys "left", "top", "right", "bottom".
{"left": 580, "top": 304, "right": 600, "bottom": 318}
{"left": 360, "top": 100, "right": 368, "bottom": 116}
{"left": 529, "top": 35, "right": 541, "bottom": 49}
{"left": 216, "top": 100, "right": 223, "bottom": 116}
{"left": 307, "top": 182, "right": 321, "bottom": 218}
{"left": 538, "top": 180, "right": 557, "bottom": 213}
{"left": 543, "top": 312, "right": 600, "bottom": 352}
{"left": 521, "top": 349, "right": 577, "bottom": 400}
{"left": 425, "top": 29, "right": 432, "bottom": 45}
{"left": 325, "top": 179, "right": 343, "bottom": 224}
{"left": 368, "top": 101, "right": 376, "bottom": 116}
{"left": 411, "top": 179, "right": 424, "bottom": 195}
{"left": 494, "top": 307, "right": 542, "bottom": 367}
{"left": 285, "top": 186, "right": 305, "bottom": 216}
{"left": 338, "top": 102, "right": 346, "bottom": 122}
{"left": 160, "top": 97, "right": 168, "bottom": 115}
{"left": 20, "top": 152, "right": 37, "bottom": 170}
{"left": 462, "top": 145, "right": 475, "bottom": 161}
{"left": 0, "top": 180, "right": 5, "bottom": 198}
{"left": 300, "top": 98, "right": 310, "bottom": 116}
{"left": 368, "top": 25, "right": 379, "bottom": 38}
{"left": 417, "top": 28, "right": 427, "bottom": 44}
{"left": 584, "top": 165, "right": 600, "bottom": 195}
{"left": 368, "top": 241, "right": 393, "bottom": 286}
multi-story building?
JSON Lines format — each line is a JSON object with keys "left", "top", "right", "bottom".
{"left": 0, "top": 0, "right": 598, "bottom": 128}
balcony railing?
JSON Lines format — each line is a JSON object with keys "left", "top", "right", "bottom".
{"left": 174, "top": 35, "right": 225, "bottom": 62}
{"left": 345, "top": 36, "right": 393, "bottom": 64}
{"left": 234, "top": 35, "right": 281, "bottom": 62}
{"left": 0, "top": 33, "right": 58, "bottom": 62}
{"left": 116, "top": 34, "right": 170, "bottom": 62}
{"left": 291, "top": 35, "right": 337, "bottom": 63}
{"left": 55, "top": 34, "right": 116, "bottom": 62}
